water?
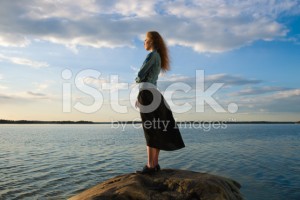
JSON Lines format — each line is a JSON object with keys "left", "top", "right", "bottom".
{"left": 0, "top": 124, "right": 299, "bottom": 200}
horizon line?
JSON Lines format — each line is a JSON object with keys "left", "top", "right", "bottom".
{"left": 0, "top": 119, "right": 298, "bottom": 124}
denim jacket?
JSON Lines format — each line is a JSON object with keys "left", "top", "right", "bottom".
{"left": 135, "top": 50, "right": 161, "bottom": 87}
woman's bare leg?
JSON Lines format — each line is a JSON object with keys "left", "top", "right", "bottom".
{"left": 147, "top": 146, "right": 160, "bottom": 167}
{"left": 154, "top": 149, "right": 160, "bottom": 166}
{"left": 147, "top": 146, "right": 160, "bottom": 168}
{"left": 147, "top": 146, "right": 154, "bottom": 168}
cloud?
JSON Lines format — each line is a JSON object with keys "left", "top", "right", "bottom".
{"left": 0, "top": 34, "right": 30, "bottom": 48}
{"left": 159, "top": 74, "right": 192, "bottom": 82}
{"left": 0, "top": 74, "right": 8, "bottom": 90}
{"left": 37, "top": 83, "right": 48, "bottom": 90}
{"left": 265, "top": 89, "right": 300, "bottom": 112}
{"left": 130, "top": 66, "right": 139, "bottom": 74}
{"left": 0, "top": 91, "right": 53, "bottom": 105}
{"left": 0, "top": 81, "right": 55, "bottom": 104}
{"left": 0, "top": 53, "right": 49, "bottom": 68}
{"left": 233, "top": 89, "right": 300, "bottom": 113}
{"left": 156, "top": 73, "right": 300, "bottom": 114}
{"left": 27, "top": 91, "right": 47, "bottom": 97}
{"left": 205, "top": 74, "right": 262, "bottom": 85}
{"left": 0, "top": 94, "right": 12, "bottom": 100}
{"left": 270, "top": 89, "right": 300, "bottom": 99}
{"left": 0, "top": 0, "right": 299, "bottom": 52}
{"left": 267, "top": 95, "right": 300, "bottom": 113}
{"left": 156, "top": 73, "right": 263, "bottom": 111}
{"left": 81, "top": 76, "right": 128, "bottom": 93}
{"left": 0, "top": 84, "right": 8, "bottom": 90}
{"left": 231, "top": 86, "right": 292, "bottom": 96}
{"left": 32, "top": 81, "right": 53, "bottom": 92}
{"left": 158, "top": 73, "right": 262, "bottom": 90}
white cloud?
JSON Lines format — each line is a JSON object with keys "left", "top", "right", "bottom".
{"left": 163, "top": 0, "right": 298, "bottom": 19}
{"left": 0, "top": 85, "right": 8, "bottom": 90}
{"left": 231, "top": 86, "right": 292, "bottom": 96}
{"left": 0, "top": 91, "right": 53, "bottom": 105}
{"left": 161, "top": 0, "right": 296, "bottom": 52}
{"left": 0, "top": 53, "right": 49, "bottom": 68}
{"left": 23, "top": 0, "right": 100, "bottom": 20}
{"left": 233, "top": 88, "right": 300, "bottom": 113}
{"left": 32, "top": 80, "right": 55, "bottom": 92}
{"left": 156, "top": 73, "right": 300, "bottom": 114}
{"left": 159, "top": 74, "right": 190, "bottom": 82}
{"left": 270, "top": 89, "right": 300, "bottom": 99}
{"left": 0, "top": 34, "right": 30, "bottom": 47}
{"left": 27, "top": 91, "right": 46, "bottom": 97}
{"left": 158, "top": 73, "right": 262, "bottom": 89}
{"left": 130, "top": 65, "right": 139, "bottom": 74}
{"left": 0, "top": 74, "right": 7, "bottom": 90}
{"left": 83, "top": 76, "right": 108, "bottom": 89}
{"left": 82, "top": 76, "right": 129, "bottom": 93}
{"left": 37, "top": 83, "right": 48, "bottom": 90}
{"left": 112, "top": 1, "right": 157, "bottom": 17}
{"left": 0, "top": 0, "right": 299, "bottom": 52}
{"left": 205, "top": 74, "right": 262, "bottom": 85}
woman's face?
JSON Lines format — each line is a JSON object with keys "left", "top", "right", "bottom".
{"left": 144, "top": 35, "right": 153, "bottom": 51}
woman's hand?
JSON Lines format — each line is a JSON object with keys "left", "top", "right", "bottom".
{"left": 135, "top": 99, "right": 140, "bottom": 109}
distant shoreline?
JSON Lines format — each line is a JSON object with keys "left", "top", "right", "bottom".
{"left": 0, "top": 119, "right": 298, "bottom": 124}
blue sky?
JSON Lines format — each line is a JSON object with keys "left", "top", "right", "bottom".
{"left": 0, "top": 0, "right": 299, "bottom": 122}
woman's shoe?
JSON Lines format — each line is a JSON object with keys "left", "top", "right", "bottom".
{"left": 136, "top": 165, "right": 156, "bottom": 174}
{"left": 155, "top": 164, "right": 161, "bottom": 172}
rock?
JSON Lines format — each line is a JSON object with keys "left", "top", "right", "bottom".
{"left": 68, "top": 169, "right": 244, "bottom": 200}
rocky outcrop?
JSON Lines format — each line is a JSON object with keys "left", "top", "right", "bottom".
{"left": 68, "top": 169, "right": 243, "bottom": 200}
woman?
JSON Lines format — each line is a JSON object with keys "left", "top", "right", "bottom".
{"left": 135, "top": 31, "right": 185, "bottom": 174}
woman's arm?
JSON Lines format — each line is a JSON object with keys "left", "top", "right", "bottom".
{"left": 135, "top": 52, "right": 155, "bottom": 83}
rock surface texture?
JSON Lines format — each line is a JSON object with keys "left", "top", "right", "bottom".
{"left": 69, "top": 169, "right": 244, "bottom": 200}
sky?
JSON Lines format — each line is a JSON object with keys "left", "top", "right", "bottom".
{"left": 0, "top": 0, "right": 300, "bottom": 122}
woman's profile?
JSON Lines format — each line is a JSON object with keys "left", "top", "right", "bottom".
{"left": 135, "top": 31, "right": 185, "bottom": 174}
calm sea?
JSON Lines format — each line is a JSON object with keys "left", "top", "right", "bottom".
{"left": 0, "top": 124, "right": 299, "bottom": 200}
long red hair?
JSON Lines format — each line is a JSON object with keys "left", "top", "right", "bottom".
{"left": 147, "top": 31, "right": 170, "bottom": 72}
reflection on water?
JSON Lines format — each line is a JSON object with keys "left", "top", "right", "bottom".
{"left": 0, "top": 124, "right": 299, "bottom": 200}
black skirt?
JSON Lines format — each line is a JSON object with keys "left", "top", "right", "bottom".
{"left": 138, "top": 88, "right": 185, "bottom": 151}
